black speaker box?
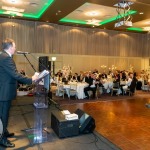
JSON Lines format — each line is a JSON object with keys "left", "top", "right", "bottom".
{"left": 51, "top": 111, "right": 79, "bottom": 138}
{"left": 39, "top": 56, "right": 49, "bottom": 72}
{"left": 75, "top": 109, "right": 96, "bottom": 134}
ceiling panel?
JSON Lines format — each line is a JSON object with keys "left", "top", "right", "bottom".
{"left": 0, "top": 0, "right": 150, "bottom": 33}
{"left": 0, "top": 0, "right": 54, "bottom": 19}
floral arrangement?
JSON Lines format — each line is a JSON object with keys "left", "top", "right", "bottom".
{"left": 62, "top": 65, "right": 72, "bottom": 77}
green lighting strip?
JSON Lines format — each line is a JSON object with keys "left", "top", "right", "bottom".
{"left": 127, "top": 27, "right": 143, "bottom": 32}
{"left": 59, "top": 19, "right": 87, "bottom": 25}
{"left": 0, "top": 0, "right": 54, "bottom": 19}
{"left": 60, "top": 10, "right": 137, "bottom": 26}
{"left": 100, "top": 10, "right": 137, "bottom": 25}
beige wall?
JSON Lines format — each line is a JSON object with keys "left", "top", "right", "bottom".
{"left": 14, "top": 53, "right": 146, "bottom": 76}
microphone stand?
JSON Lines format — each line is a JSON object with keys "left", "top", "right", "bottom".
{"left": 22, "top": 53, "right": 60, "bottom": 110}
{"left": 20, "top": 54, "right": 61, "bottom": 144}
{"left": 23, "top": 54, "right": 36, "bottom": 72}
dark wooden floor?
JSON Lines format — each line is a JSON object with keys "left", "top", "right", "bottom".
{"left": 61, "top": 91, "right": 150, "bottom": 150}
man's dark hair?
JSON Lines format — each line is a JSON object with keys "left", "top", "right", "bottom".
{"left": 2, "top": 38, "right": 14, "bottom": 50}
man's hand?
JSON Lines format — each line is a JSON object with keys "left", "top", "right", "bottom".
{"left": 32, "top": 72, "right": 39, "bottom": 82}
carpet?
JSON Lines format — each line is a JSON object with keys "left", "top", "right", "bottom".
{"left": 53, "top": 90, "right": 150, "bottom": 106}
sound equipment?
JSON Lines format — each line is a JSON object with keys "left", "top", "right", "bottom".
{"left": 0, "top": 118, "right": 3, "bottom": 140}
{"left": 39, "top": 56, "right": 49, "bottom": 72}
{"left": 51, "top": 111, "right": 79, "bottom": 138}
{"left": 75, "top": 109, "right": 96, "bottom": 134}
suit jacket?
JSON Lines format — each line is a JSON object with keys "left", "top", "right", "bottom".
{"left": 85, "top": 76, "right": 93, "bottom": 87}
{"left": 0, "top": 51, "right": 32, "bottom": 101}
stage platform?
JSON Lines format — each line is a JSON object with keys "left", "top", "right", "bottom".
{"left": 2, "top": 96, "right": 121, "bottom": 150}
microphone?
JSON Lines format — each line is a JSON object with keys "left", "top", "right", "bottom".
{"left": 17, "top": 51, "right": 30, "bottom": 54}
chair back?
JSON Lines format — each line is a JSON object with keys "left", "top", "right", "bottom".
{"left": 70, "top": 83, "right": 77, "bottom": 90}
{"left": 113, "top": 82, "right": 120, "bottom": 89}
{"left": 58, "top": 83, "right": 64, "bottom": 91}
{"left": 129, "top": 79, "right": 137, "bottom": 93}
{"left": 69, "top": 83, "right": 77, "bottom": 99}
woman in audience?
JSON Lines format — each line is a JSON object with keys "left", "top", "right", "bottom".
{"left": 122, "top": 72, "right": 133, "bottom": 94}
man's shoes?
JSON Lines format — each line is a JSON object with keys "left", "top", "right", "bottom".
{"left": 84, "top": 96, "right": 89, "bottom": 99}
{"left": 5, "top": 131, "right": 15, "bottom": 138}
{"left": 0, "top": 139, "right": 15, "bottom": 148}
{"left": 6, "top": 132, "right": 15, "bottom": 138}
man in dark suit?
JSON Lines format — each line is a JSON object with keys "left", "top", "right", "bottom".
{"left": 84, "top": 73, "right": 97, "bottom": 99}
{"left": 0, "top": 38, "right": 38, "bottom": 148}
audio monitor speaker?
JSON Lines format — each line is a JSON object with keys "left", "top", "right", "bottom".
{"left": 75, "top": 109, "right": 96, "bottom": 134}
{"left": 51, "top": 111, "right": 79, "bottom": 138}
{"left": 39, "top": 56, "right": 49, "bottom": 72}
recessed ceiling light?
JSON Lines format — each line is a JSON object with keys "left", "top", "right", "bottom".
{"left": 85, "top": 11, "right": 100, "bottom": 17}
{"left": 143, "top": 26, "right": 150, "bottom": 31}
{"left": 86, "top": 18, "right": 101, "bottom": 26}
{"left": 30, "top": 2, "right": 38, "bottom": 7}
{"left": 2, "top": 6, "right": 24, "bottom": 12}
{"left": 146, "top": 21, "right": 150, "bottom": 24}
{"left": 76, "top": 10, "right": 83, "bottom": 13}
{"left": 3, "top": 0, "right": 22, "bottom": 5}
{"left": 139, "top": 12, "right": 144, "bottom": 15}
{"left": 4, "top": 11, "right": 23, "bottom": 16}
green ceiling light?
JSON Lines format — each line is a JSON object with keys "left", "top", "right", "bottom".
{"left": 100, "top": 10, "right": 137, "bottom": 25}
{"left": 23, "top": 0, "right": 54, "bottom": 19}
{"left": 0, "top": 0, "right": 54, "bottom": 19}
{"left": 60, "top": 18, "right": 87, "bottom": 24}
{"left": 0, "top": 10, "right": 4, "bottom": 14}
{"left": 60, "top": 10, "right": 137, "bottom": 26}
{"left": 127, "top": 27, "right": 143, "bottom": 32}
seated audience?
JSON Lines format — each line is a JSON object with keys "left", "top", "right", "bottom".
{"left": 122, "top": 72, "right": 133, "bottom": 94}
{"left": 77, "top": 71, "right": 84, "bottom": 82}
{"left": 84, "top": 73, "right": 98, "bottom": 99}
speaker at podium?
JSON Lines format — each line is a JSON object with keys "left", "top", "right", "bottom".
{"left": 74, "top": 109, "right": 96, "bottom": 134}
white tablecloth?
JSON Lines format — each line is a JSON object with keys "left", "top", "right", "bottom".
{"left": 57, "top": 82, "right": 88, "bottom": 99}
{"left": 102, "top": 81, "right": 113, "bottom": 93}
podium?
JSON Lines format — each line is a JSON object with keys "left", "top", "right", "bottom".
{"left": 33, "top": 71, "right": 49, "bottom": 108}
{"left": 24, "top": 70, "right": 50, "bottom": 144}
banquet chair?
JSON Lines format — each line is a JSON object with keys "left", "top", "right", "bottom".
{"left": 123, "top": 80, "right": 137, "bottom": 96}
{"left": 58, "top": 83, "right": 66, "bottom": 99}
{"left": 111, "top": 82, "right": 120, "bottom": 96}
{"left": 141, "top": 80, "right": 149, "bottom": 91}
{"left": 69, "top": 83, "right": 78, "bottom": 99}
{"left": 123, "top": 87, "right": 134, "bottom": 96}
{"left": 96, "top": 85, "right": 101, "bottom": 99}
